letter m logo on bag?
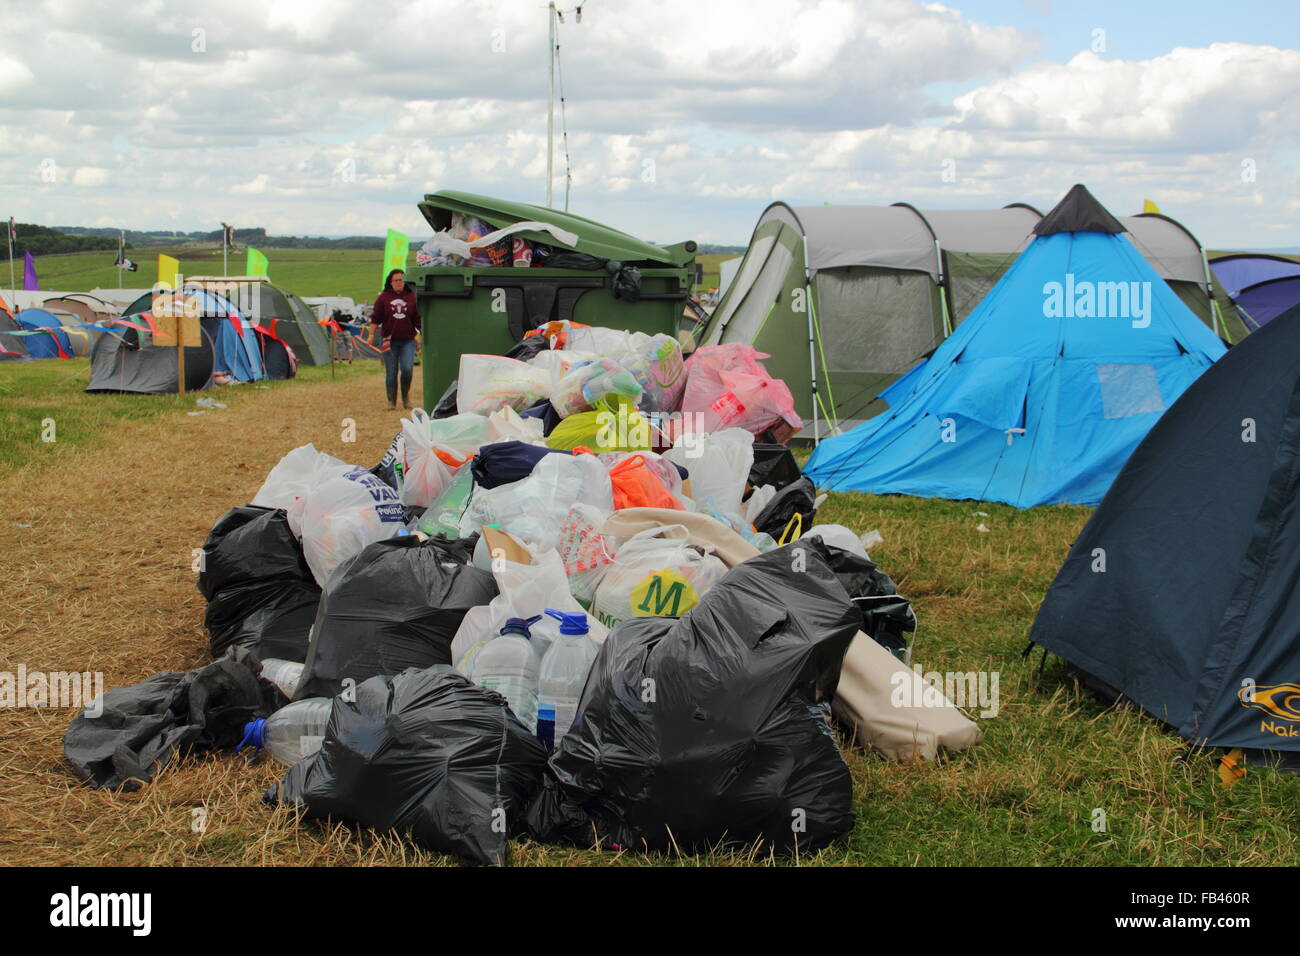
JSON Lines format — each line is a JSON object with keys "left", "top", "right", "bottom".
{"left": 632, "top": 569, "right": 699, "bottom": 618}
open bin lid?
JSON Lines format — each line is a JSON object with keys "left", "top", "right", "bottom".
{"left": 417, "top": 190, "right": 694, "bottom": 268}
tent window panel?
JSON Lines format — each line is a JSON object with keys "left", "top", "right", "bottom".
{"left": 725, "top": 240, "right": 796, "bottom": 344}
{"left": 1096, "top": 363, "right": 1165, "bottom": 419}
{"left": 814, "top": 267, "right": 937, "bottom": 375}
{"left": 713, "top": 234, "right": 777, "bottom": 335}
{"left": 945, "top": 251, "right": 1021, "bottom": 325}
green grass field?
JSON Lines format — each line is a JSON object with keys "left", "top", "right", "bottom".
{"left": 14, "top": 247, "right": 397, "bottom": 303}
{"left": 0, "top": 357, "right": 377, "bottom": 479}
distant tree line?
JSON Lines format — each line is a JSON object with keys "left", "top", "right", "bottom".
{"left": 2, "top": 223, "right": 120, "bottom": 259}
{"left": 58, "top": 225, "right": 388, "bottom": 250}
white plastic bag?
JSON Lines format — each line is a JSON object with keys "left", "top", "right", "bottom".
{"left": 801, "top": 523, "right": 871, "bottom": 560}
{"left": 252, "top": 443, "right": 354, "bottom": 537}
{"left": 399, "top": 410, "right": 454, "bottom": 508}
{"left": 299, "top": 467, "right": 406, "bottom": 587}
{"left": 427, "top": 412, "right": 490, "bottom": 459}
{"left": 527, "top": 349, "right": 595, "bottom": 393}
{"left": 460, "top": 452, "right": 612, "bottom": 551}
{"left": 592, "top": 525, "right": 727, "bottom": 627}
{"left": 666, "top": 427, "right": 753, "bottom": 517}
{"left": 457, "top": 354, "right": 551, "bottom": 415}
{"left": 557, "top": 502, "right": 616, "bottom": 604}
{"left": 744, "top": 484, "right": 777, "bottom": 526}
{"left": 566, "top": 326, "right": 630, "bottom": 358}
{"left": 623, "top": 332, "right": 687, "bottom": 412}
{"left": 485, "top": 406, "right": 546, "bottom": 445}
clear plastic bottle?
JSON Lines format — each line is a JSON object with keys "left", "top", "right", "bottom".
{"left": 536, "top": 609, "right": 599, "bottom": 751}
{"left": 238, "top": 697, "right": 332, "bottom": 766}
{"left": 259, "top": 658, "right": 305, "bottom": 698}
{"left": 467, "top": 617, "right": 541, "bottom": 732}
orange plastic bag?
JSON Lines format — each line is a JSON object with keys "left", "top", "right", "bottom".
{"left": 608, "top": 454, "right": 684, "bottom": 511}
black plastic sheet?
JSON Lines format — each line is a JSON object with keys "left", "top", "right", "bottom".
{"left": 63, "top": 647, "right": 284, "bottom": 791}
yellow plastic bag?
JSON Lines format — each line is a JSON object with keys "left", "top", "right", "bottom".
{"left": 547, "top": 395, "right": 652, "bottom": 453}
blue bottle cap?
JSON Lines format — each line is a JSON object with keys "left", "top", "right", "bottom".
{"left": 501, "top": 614, "right": 542, "bottom": 638}
{"left": 545, "top": 609, "right": 589, "bottom": 635}
{"left": 237, "top": 718, "right": 266, "bottom": 753}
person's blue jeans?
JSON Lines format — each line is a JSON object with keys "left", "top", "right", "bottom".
{"left": 384, "top": 337, "right": 417, "bottom": 402}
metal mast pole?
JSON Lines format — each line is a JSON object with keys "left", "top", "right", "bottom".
{"left": 546, "top": 1, "right": 556, "bottom": 207}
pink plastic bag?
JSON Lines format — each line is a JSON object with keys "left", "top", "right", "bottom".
{"left": 679, "top": 343, "right": 802, "bottom": 440}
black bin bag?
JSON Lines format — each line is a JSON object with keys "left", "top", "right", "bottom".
{"left": 821, "top": 545, "right": 916, "bottom": 660}
{"left": 267, "top": 666, "right": 548, "bottom": 866}
{"left": 751, "top": 475, "right": 818, "bottom": 541}
{"left": 526, "top": 539, "right": 860, "bottom": 855}
{"left": 64, "top": 647, "right": 286, "bottom": 791}
{"left": 198, "top": 506, "right": 321, "bottom": 662}
{"left": 749, "top": 443, "right": 802, "bottom": 492}
{"left": 295, "top": 534, "right": 496, "bottom": 700}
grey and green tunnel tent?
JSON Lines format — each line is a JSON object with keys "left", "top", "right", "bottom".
{"left": 1029, "top": 302, "right": 1300, "bottom": 761}
{"left": 701, "top": 200, "right": 1241, "bottom": 434}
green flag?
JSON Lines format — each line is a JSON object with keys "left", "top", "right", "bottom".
{"left": 382, "top": 229, "right": 409, "bottom": 281}
{"left": 246, "top": 247, "right": 268, "bottom": 277}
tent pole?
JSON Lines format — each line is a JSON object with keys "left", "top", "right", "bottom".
{"left": 935, "top": 238, "right": 953, "bottom": 337}
{"left": 1201, "top": 247, "right": 1228, "bottom": 343}
{"left": 801, "top": 238, "right": 824, "bottom": 445}
{"left": 807, "top": 292, "right": 819, "bottom": 447}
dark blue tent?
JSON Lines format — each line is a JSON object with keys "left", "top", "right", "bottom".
{"left": 804, "top": 185, "right": 1226, "bottom": 507}
{"left": 1030, "top": 302, "right": 1300, "bottom": 757}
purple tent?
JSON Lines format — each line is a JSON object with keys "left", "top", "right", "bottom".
{"left": 1234, "top": 276, "right": 1300, "bottom": 331}
{"left": 1210, "top": 254, "right": 1300, "bottom": 332}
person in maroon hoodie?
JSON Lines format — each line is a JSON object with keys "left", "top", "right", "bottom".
{"left": 371, "top": 268, "right": 421, "bottom": 409}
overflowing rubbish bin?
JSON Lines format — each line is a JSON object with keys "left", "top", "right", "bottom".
{"left": 408, "top": 190, "right": 697, "bottom": 402}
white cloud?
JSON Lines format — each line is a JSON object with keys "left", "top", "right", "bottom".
{"left": 0, "top": 1, "right": 1294, "bottom": 250}
{"left": 72, "top": 166, "right": 110, "bottom": 187}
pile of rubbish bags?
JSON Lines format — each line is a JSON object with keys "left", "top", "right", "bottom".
{"left": 62, "top": 322, "right": 981, "bottom": 865}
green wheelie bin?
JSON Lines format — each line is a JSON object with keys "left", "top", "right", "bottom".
{"left": 408, "top": 190, "right": 697, "bottom": 408}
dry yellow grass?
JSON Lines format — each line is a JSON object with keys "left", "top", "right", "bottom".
{"left": 4, "top": 365, "right": 1299, "bottom": 867}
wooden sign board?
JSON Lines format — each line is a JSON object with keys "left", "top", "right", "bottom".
{"left": 151, "top": 311, "right": 201, "bottom": 347}
{"left": 150, "top": 293, "right": 201, "bottom": 347}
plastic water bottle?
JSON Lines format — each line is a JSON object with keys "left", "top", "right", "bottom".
{"left": 468, "top": 617, "right": 541, "bottom": 732}
{"left": 237, "top": 698, "right": 332, "bottom": 766}
{"left": 259, "top": 658, "right": 305, "bottom": 698}
{"left": 537, "top": 609, "right": 599, "bottom": 751}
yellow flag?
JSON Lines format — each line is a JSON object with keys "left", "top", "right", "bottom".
{"left": 157, "top": 254, "right": 180, "bottom": 289}
{"left": 1142, "top": 200, "right": 1161, "bottom": 214}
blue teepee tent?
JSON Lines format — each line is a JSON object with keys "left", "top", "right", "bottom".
{"left": 804, "top": 185, "right": 1227, "bottom": 507}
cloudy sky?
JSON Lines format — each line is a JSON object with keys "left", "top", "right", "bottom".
{"left": 2, "top": 0, "right": 1297, "bottom": 248}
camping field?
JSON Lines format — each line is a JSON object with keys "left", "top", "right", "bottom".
{"left": 14, "top": 247, "right": 737, "bottom": 304}
{"left": 2, "top": 356, "right": 1298, "bottom": 867}
{"left": 17, "top": 247, "right": 397, "bottom": 303}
